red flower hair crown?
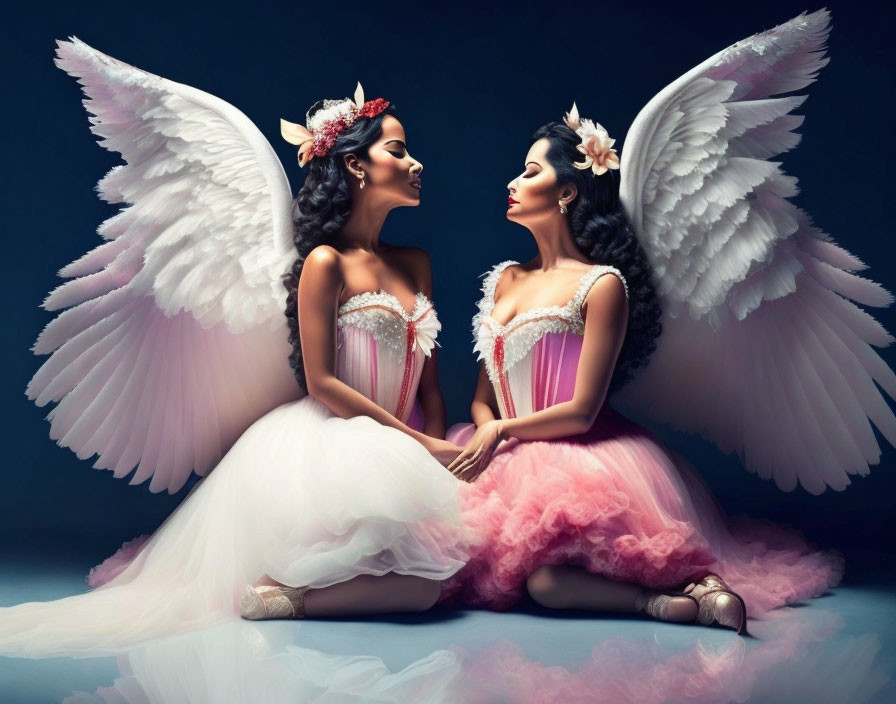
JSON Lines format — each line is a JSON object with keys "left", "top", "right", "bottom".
{"left": 280, "top": 83, "right": 391, "bottom": 167}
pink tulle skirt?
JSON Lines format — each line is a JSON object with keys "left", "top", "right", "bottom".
{"left": 441, "top": 406, "right": 843, "bottom": 616}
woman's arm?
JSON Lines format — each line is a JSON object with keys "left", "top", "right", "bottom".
{"left": 449, "top": 274, "right": 628, "bottom": 479}
{"left": 470, "top": 365, "right": 499, "bottom": 426}
{"left": 417, "top": 350, "right": 447, "bottom": 438}
{"left": 299, "top": 246, "right": 460, "bottom": 463}
{"left": 406, "top": 247, "right": 447, "bottom": 438}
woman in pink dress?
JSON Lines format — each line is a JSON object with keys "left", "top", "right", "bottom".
{"left": 440, "top": 113, "right": 847, "bottom": 634}
{"left": 440, "top": 12, "right": 891, "bottom": 634}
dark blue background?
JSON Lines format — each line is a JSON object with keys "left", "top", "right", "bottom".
{"left": 1, "top": 1, "right": 893, "bottom": 574}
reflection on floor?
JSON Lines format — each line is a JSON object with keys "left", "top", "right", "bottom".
{"left": 0, "top": 560, "right": 893, "bottom": 703}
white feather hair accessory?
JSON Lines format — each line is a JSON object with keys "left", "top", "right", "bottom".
{"left": 280, "top": 83, "right": 391, "bottom": 167}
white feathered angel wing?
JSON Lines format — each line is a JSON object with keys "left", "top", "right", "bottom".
{"left": 28, "top": 38, "right": 300, "bottom": 493}
{"left": 616, "top": 10, "right": 896, "bottom": 493}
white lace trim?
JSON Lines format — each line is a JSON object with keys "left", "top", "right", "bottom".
{"left": 472, "top": 261, "right": 629, "bottom": 383}
{"left": 338, "top": 290, "right": 432, "bottom": 320}
{"left": 478, "top": 260, "right": 519, "bottom": 315}
{"left": 471, "top": 260, "right": 518, "bottom": 370}
{"left": 573, "top": 264, "right": 629, "bottom": 309}
{"left": 337, "top": 291, "right": 440, "bottom": 356}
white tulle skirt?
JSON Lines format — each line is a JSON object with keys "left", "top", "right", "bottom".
{"left": 0, "top": 397, "right": 466, "bottom": 657}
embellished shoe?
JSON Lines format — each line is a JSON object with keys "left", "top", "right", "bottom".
{"left": 635, "top": 589, "right": 699, "bottom": 623}
{"left": 684, "top": 574, "right": 748, "bottom": 635}
{"left": 240, "top": 584, "right": 310, "bottom": 620}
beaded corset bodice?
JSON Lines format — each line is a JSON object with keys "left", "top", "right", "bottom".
{"left": 336, "top": 291, "right": 440, "bottom": 424}
{"left": 473, "top": 261, "right": 629, "bottom": 419}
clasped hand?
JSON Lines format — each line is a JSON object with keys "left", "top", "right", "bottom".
{"left": 447, "top": 420, "right": 504, "bottom": 482}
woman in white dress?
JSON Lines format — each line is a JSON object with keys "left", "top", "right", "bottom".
{"left": 0, "top": 40, "right": 464, "bottom": 657}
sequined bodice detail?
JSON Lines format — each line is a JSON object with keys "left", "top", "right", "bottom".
{"left": 473, "top": 261, "right": 628, "bottom": 419}
{"left": 336, "top": 291, "right": 440, "bottom": 423}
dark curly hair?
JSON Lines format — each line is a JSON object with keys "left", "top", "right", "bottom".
{"left": 532, "top": 121, "right": 662, "bottom": 393}
{"left": 282, "top": 101, "right": 397, "bottom": 392}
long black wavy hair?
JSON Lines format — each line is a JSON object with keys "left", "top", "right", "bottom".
{"left": 532, "top": 121, "right": 662, "bottom": 393}
{"left": 282, "top": 101, "right": 397, "bottom": 393}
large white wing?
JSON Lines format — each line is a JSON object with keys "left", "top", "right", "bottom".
{"left": 616, "top": 10, "right": 896, "bottom": 493}
{"left": 28, "top": 38, "right": 301, "bottom": 493}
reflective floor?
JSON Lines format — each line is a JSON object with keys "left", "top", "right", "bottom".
{"left": 1, "top": 557, "right": 894, "bottom": 703}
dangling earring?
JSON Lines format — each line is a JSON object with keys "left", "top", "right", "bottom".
{"left": 359, "top": 174, "right": 366, "bottom": 190}
{"left": 559, "top": 200, "right": 567, "bottom": 215}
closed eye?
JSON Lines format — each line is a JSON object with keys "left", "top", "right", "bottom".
{"left": 384, "top": 140, "right": 408, "bottom": 159}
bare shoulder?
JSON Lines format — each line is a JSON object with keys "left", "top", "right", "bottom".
{"left": 494, "top": 261, "right": 525, "bottom": 298}
{"left": 305, "top": 244, "right": 343, "bottom": 273}
{"left": 305, "top": 244, "right": 342, "bottom": 267}
{"left": 583, "top": 271, "right": 629, "bottom": 318}
{"left": 300, "top": 245, "right": 345, "bottom": 290}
